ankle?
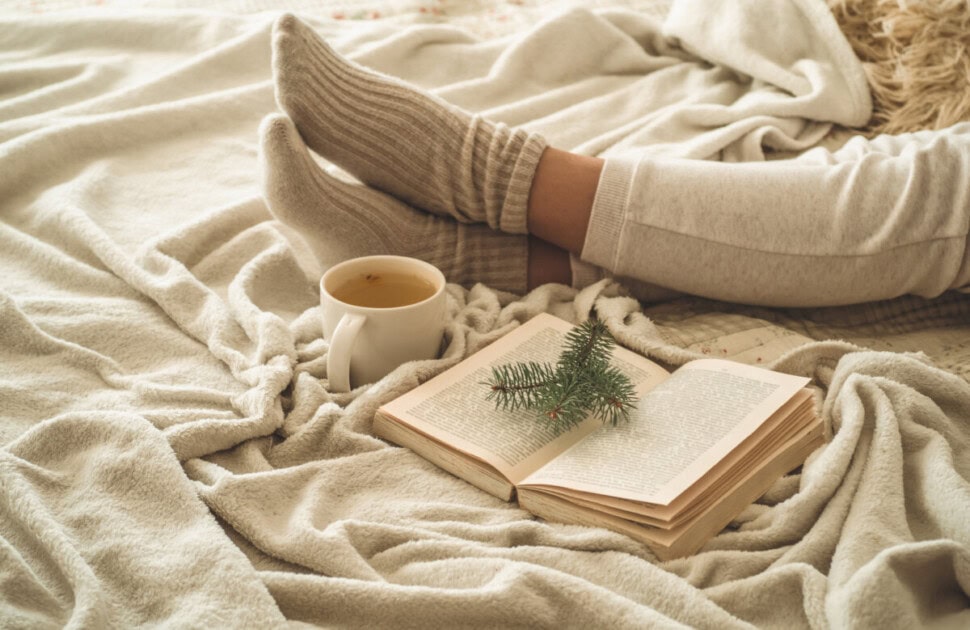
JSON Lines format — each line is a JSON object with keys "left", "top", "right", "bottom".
{"left": 527, "top": 236, "right": 572, "bottom": 289}
{"left": 526, "top": 148, "right": 603, "bottom": 254}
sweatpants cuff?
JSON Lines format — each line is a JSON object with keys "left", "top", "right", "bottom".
{"left": 581, "top": 156, "right": 639, "bottom": 272}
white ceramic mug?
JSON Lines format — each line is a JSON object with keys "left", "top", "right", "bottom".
{"left": 321, "top": 255, "right": 447, "bottom": 392}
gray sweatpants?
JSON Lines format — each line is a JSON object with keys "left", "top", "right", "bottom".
{"left": 581, "top": 123, "right": 970, "bottom": 307}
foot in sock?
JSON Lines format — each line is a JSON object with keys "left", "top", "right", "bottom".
{"left": 259, "top": 113, "right": 529, "bottom": 293}
{"left": 271, "top": 13, "right": 547, "bottom": 234}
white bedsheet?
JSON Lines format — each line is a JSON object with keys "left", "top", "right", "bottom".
{"left": 2, "top": 1, "right": 969, "bottom": 627}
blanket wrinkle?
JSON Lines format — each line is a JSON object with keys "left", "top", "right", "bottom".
{"left": 2, "top": 0, "right": 970, "bottom": 627}
{"left": 1, "top": 413, "right": 287, "bottom": 628}
{"left": 664, "top": 0, "right": 871, "bottom": 126}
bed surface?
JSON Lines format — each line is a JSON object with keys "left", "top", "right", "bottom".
{"left": 2, "top": 0, "right": 969, "bottom": 627}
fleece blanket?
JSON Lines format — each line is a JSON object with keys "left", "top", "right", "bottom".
{"left": 2, "top": 0, "right": 970, "bottom": 627}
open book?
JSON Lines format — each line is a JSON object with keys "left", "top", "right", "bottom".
{"left": 374, "top": 313, "right": 823, "bottom": 560}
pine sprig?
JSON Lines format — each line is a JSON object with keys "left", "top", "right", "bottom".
{"left": 483, "top": 319, "right": 638, "bottom": 433}
{"left": 484, "top": 361, "right": 555, "bottom": 412}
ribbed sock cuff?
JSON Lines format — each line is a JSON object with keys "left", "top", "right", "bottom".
{"left": 500, "top": 134, "right": 548, "bottom": 235}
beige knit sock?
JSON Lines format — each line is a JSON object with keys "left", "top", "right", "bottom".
{"left": 271, "top": 13, "right": 547, "bottom": 235}
{"left": 259, "top": 114, "right": 528, "bottom": 293}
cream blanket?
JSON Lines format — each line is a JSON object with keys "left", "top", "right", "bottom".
{"left": 2, "top": 0, "right": 969, "bottom": 627}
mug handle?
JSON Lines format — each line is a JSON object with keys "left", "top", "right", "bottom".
{"left": 327, "top": 312, "right": 366, "bottom": 392}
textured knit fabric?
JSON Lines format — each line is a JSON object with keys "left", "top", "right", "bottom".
{"left": 583, "top": 123, "right": 970, "bottom": 307}
{"left": 272, "top": 13, "right": 547, "bottom": 235}
{"left": 260, "top": 113, "right": 529, "bottom": 293}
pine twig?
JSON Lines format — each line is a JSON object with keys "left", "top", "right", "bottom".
{"left": 483, "top": 319, "right": 638, "bottom": 432}
{"left": 484, "top": 361, "right": 555, "bottom": 413}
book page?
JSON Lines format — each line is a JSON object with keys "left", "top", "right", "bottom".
{"left": 378, "top": 313, "right": 670, "bottom": 484}
{"left": 519, "top": 359, "right": 809, "bottom": 505}
{"left": 538, "top": 392, "right": 815, "bottom": 526}
{"left": 517, "top": 422, "right": 824, "bottom": 560}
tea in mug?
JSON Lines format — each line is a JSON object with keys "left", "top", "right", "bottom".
{"left": 331, "top": 271, "right": 437, "bottom": 308}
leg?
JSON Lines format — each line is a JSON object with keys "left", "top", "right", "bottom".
{"left": 524, "top": 155, "right": 682, "bottom": 300}
{"left": 580, "top": 130, "right": 970, "bottom": 306}
{"left": 525, "top": 148, "right": 613, "bottom": 291}
{"left": 272, "top": 14, "right": 546, "bottom": 235}
{"left": 259, "top": 114, "right": 529, "bottom": 293}
{"left": 529, "top": 128, "right": 970, "bottom": 306}
{"left": 527, "top": 236, "right": 571, "bottom": 289}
